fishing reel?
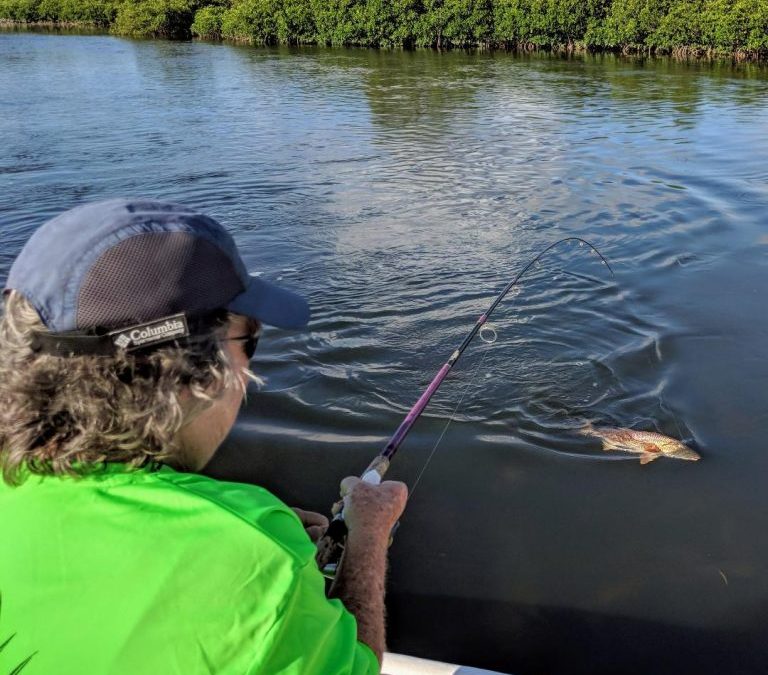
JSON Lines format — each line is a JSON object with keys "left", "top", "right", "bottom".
{"left": 316, "top": 455, "right": 391, "bottom": 582}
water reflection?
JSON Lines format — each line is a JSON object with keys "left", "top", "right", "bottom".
{"left": 2, "top": 34, "right": 768, "bottom": 673}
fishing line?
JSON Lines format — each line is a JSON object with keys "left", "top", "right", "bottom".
{"left": 408, "top": 333, "right": 496, "bottom": 501}
{"left": 317, "top": 236, "right": 614, "bottom": 574}
{"left": 660, "top": 397, "right": 686, "bottom": 441}
{"left": 407, "top": 242, "right": 608, "bottom": 499}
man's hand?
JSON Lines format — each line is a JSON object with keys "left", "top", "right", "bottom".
{"left": 329, "top": 476, "right": 408, "bottom": 665}
{"left": 339, "top": 476, "right": 408, "bottom": 541}
{"left": 291, "top": 508, "right": 329, "bottom": 543}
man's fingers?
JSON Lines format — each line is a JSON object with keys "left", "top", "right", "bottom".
{"left": 380, "top": 480, "right": 408, "bottom": 518}
{"left": 306, "top": 524, "right": 326, "bottom": 543}
{"left": 292, "top": 508, "right": 329, "bottom": 529}
{"left": 303, "top": 511, "right": 329, "bottom": 529}
{"left": 341, "top": 476, "right": 408, "bottom": 506}
{"left": 340, "top": 475, "right": 361, "bottom": 497}
{"left": 380, "top": 480, "right": 408, "bottom": 501}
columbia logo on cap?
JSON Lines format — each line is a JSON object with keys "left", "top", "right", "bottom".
{"left": 110, "top": 314, "right": 190, "bottom": 351}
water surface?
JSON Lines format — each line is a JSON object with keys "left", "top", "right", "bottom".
{"left": 2, "top": 33, "right": 768, "bottom": 674}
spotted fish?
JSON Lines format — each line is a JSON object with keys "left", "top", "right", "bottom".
{"left": 580, "top": 423, "right": 700, "bottom": 465}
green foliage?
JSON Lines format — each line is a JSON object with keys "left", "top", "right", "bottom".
{"left": 112, "top": 0, "right": 200, "bottom": 38}
{"left": 703, "top": 0, "right": 768, "bottom": 52}
{"left": 0, "top": 0, "right": 41, "bottom": 22}
{"left": 735, "top": 0, "right": 768, "bottom": 51}
{"left": 0, "top": 0, "right": 766, "bottom": 56}
{"left": 593, "top": 0, "right": 672, "bottom": 47}
{"left": 0, "top": 0, "right": 116, "bottom": 23}
{"left": 493, "top": 0, "right": 606, "bottom": 47}
{"left": 443, "top": 0, "right": 493, "bottom": 46}
{"left": 69, "top": 0, "right": 117, "bottom": 23}
{"left": 493, "top": 0, "right": 523, "bottom": 43}
{"left": 280, "top": 0, "right": 315, "bottom": 43}
{"left": 30, "top": 0, "right": 116, "bottom": 23}
{"left": 191, "top": 4, "right": 224, "bottom": 37}
{"left": 310, "top": 0, "right": 363, "bottom": 46}
{"left": 415, "top": 0, "right": 492, "bottom": 48}
{"left": 36, "top": 0, "right": 62, "bottom": 21}
{"left": 218, "top": 0, "right": 316, "bottom": 44}
{"left": 650, "top": 0, "right": 703, "bottom": 48}
{"left": 220, "top": 0, "right": 279, "bottom": 43}
{"left": 354, "top": 0, "right": 420, "bottom": 47}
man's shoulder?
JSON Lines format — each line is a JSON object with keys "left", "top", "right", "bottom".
{"left": 150, "top": 467, "right": 316, "bottom": 564}
{"left": 152, "top": 466, "right": 285, "bottom": 525}
{"left": 2, "top": 464, "right": 315, "bottom": 567}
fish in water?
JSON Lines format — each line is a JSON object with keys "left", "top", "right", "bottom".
{"left": 579, "top": 423, "right": 700, "bottom": 465}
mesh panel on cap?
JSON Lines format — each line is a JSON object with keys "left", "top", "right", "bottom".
{"left": 76, "top": 232, "right": 244, "bottom": 330}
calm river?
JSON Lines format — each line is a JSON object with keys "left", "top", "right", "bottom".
{"left": 2, "top": 32, "right": 768, "bottom": 674}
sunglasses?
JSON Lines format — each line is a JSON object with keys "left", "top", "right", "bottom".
{"left": 224, "top": 331, "right": 260, "bottom": 360}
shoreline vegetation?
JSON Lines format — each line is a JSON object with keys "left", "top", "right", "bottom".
{"left": 1, "top": 1, "right": 766, "bottom": 60}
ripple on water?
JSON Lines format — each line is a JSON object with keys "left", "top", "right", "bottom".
{"left": 4, "top": 38, "right": 768, "bottom": 669}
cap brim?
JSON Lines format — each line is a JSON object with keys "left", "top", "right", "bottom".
{"left": 226, "top": 276, "right": 310, "bottom": 329}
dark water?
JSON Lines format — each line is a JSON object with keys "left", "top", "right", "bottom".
{"left": 2, "top": 32, "right": 768, "bottom": 674}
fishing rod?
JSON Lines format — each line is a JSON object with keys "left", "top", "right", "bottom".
{"left": 316, "top": 237, "right": 614, "bottom": 575}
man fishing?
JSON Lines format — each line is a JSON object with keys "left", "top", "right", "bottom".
{"left": 0, "top": 199, "right": 406, "bottom": 674}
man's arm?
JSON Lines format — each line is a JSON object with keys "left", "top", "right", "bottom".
{"left": 328, "top": 478, "right": 408, "bottom": 665}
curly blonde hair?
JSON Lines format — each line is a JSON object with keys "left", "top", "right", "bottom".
{"left": 0, "top": 290, "right": 253, "bottom": 485}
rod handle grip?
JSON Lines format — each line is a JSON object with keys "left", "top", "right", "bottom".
{"left": 316, "top": 455, "right": 392, "bottom": 579}
{"left": 361, "top": 469, "right": 382, "bottom": 485}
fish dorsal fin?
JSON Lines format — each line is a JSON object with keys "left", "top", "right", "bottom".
{"left": 640, "top": 451, "right": 660, "bottom": 465}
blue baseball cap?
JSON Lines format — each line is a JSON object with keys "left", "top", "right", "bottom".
{"left": 4, "top": 199, "right": 310, "bottom": 352}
